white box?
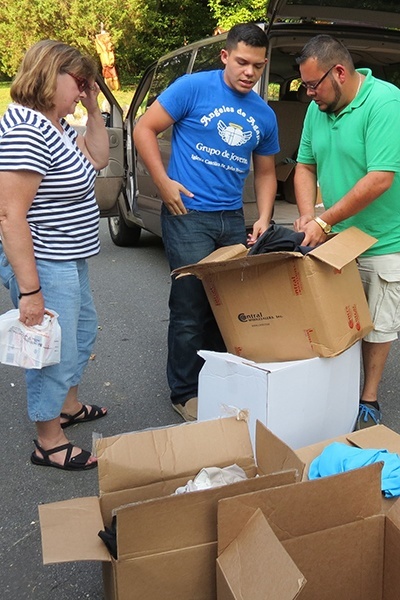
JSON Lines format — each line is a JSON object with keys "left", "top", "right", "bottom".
{"left": 198, "top": 342, "right": 360, "bottom": 450}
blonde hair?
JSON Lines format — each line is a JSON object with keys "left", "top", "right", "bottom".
{"left": 11, "top": 39, "right": 98, "bottom": 112}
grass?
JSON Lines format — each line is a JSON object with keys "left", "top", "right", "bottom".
{"left": 0, "top": 82, "right": 136, "bottom": 120}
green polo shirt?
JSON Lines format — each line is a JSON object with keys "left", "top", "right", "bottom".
{"left": 297, "top": 69, "right": 400, "bottom": 255}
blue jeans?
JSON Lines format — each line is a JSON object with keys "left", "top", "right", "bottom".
{"left": 0, "top": 247, "right": 97, "bottom": 421}
{"left": 161, "top": 206, "right": 246, "bottom": 404}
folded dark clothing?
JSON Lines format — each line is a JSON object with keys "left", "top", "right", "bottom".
{"left": 98, "top": 515, "right": 117, "bottom": 559}
{"left": 248, "top": 223, "right": 314, "bottom": 256}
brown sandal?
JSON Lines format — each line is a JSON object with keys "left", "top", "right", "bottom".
{"left": 30, "top": 439, "right": 97, "bottom": 471}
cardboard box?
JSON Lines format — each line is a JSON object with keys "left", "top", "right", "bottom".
{"left": 259, "top": 421, "right": 400, "bottom": 514}
{"left": 38, "top": 417, "right": 299, "bottom": 600}
{"left": 198, "top": 342, "right": 360, "bottom": 450}
{"left": 173, "top": 227, "right": 375, "bottom": 362}
{"left": 217, "top": 463, "right": 400, "bottom": 599}
{"left": 275, "top": 160, "right": 296, "bottom": 204}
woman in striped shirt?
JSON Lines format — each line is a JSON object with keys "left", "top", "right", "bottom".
{"left": 0, "top": 40, "right": 109, "bottom": 471}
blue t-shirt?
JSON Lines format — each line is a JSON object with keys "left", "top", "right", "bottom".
{"left": 158, "top": 70, "right": 279, "bottom": 211}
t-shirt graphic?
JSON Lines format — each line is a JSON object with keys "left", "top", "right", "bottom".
{"left": 217, "top": 121, "right": 252, "bottom": 146}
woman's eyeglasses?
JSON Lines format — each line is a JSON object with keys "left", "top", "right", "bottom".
{"left": 67, "top": 72, "right": 90, "bottom": 92}
{"left": 300, "top": 65, "right": 336, "bottom": 91}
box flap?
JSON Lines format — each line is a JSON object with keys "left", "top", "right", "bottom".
{"left": 96, "top": 417, "right": 254, "bottom": 495}
{"left": 173, "top": 244, "right": 247, "bottom": 278}
{"left": 276, "top": 161, "right": 296, "bottom": 182}
{"left": 217, "top": 509, "right": 306, "bottom": 599}
{"left": 217, "top": 464, "right": 383, "bottom": 555}
{"left": 255, "top": 421, "right": 305, "bottom": 478}
{"left": 346, "top": 424, "right": 400, "bottom": 454}
{"left": 386, "top": 496, "right": 400, "bottom": 524}
{"left": 114, "top": 469, "right": 297, "bottom": 560}
{"left": 196, "top": 244, "right": 247, "bottom": 264}
{"left": 198, "top": 350, "right": 310, "bottom": 375}
{"left": 309, "top": 227, "right": 377, "bottom": 270}
{"left": 38, "top": 497, "right": 110, "bottom": 564}
{"left": 172, "top": 246, "right": 300, "bottom": 280}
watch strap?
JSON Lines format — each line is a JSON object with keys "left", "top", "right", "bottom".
{"left": 313, "top": 216, "right": 331, "bottom": 234}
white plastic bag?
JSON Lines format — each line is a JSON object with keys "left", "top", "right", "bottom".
{"left": 0, "top": 309, "right": 61, "bottom": 368}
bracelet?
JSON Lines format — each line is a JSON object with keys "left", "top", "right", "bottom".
{"left": 18, "top": 286, "right": 42, "bottom": 299}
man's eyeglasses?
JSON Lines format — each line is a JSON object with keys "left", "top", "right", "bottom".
{"left": 68, "top": 72, "right": 90, "bottom": 92}
{"left": 300, "top": 65, "right": 336, "bottom": 91}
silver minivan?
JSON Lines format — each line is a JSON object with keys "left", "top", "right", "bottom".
{"left": 94, "top": 0, "right": 400, "bottom": 246}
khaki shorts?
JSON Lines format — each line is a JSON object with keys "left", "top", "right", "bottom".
{"left": 358, "top": 253, "right": 400, "bottom": 343}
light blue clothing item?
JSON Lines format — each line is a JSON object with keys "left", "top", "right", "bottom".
{"left": 0, "top": 246, "right": 97, "bottom": 421}
{"left": 309, "top": 442, "right": 400, "bottom": 498}
{"left": 158, "top": 70, "right": 279, "bottom": 211}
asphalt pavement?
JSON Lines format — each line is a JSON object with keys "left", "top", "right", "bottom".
{"left": 1, "top": 201, "right": 400, "bottom": 598}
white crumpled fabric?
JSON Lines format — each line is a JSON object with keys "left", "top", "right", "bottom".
{"left": 175, "top": 463, "right": 247, "bottom": 494}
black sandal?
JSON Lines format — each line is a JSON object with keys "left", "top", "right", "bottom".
{"left": 30, "top": 439, "right": 97, "bottom": 471}
{"left": 60, "top": 404, "right": 107, "bottom": 429}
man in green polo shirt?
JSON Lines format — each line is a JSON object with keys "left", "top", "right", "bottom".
{"left": 293, "top": 34, "right": 400, "bottom": 429}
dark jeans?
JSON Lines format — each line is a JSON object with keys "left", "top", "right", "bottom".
{"left": 161, "top": 205, "right": 247, "bottom": 404}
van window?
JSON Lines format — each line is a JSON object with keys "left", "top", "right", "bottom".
{"left": 192, "top": 39, "right": 226, "bottom": 73}
{"left": 147, "top": 51, "right": 193, "bottom": 106}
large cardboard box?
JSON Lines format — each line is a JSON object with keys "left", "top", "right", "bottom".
{"left": 198, "top": 342, "right": 360, "bottom": 450}
{"left": 217, "top": 463, "right": 400, "bottom": 599}
{"left": 173, "top": 227, "right": 375, "bottom": 362}
{"left": 38, "top": 417, "right": 299, "bottom": 600}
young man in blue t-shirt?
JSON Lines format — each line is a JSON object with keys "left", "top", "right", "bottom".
{"left": 134, "top": 23, "right": 279, "bottom": 421}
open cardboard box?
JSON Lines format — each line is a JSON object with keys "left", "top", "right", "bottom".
{"left": 173, "top": 227, "right": 375, "bottom": 362}
{"left": 198, "top": 342, "right": 360, "bottom": 450}
{"left": 38, "top": 417, "right": 299, "bottom": 600}
{"left": 217, "top": 463, "right": 400, "bottom": 599}
{"left": 259, "top": 421, "right": 400, "bottom": 512}
{"left": 263, "top": 422, "right": 400, "bottom": 474}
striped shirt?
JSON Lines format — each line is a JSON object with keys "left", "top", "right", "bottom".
{"left": 0, "top": 104, "right": 100, "bottom": 260}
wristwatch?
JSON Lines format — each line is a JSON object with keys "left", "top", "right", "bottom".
{"left": 313, "top": 216, "right": 332, "bottom": 234}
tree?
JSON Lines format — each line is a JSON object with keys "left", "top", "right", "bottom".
{"left": 0, "top": 0, "right": 217, "bottom": 79}
{"left": 118, "top": 0, "right": 216, "bottom": 76}
{"left": 0, "top": 0, "right": 124, "bottom": 76}
{"left": 207, "top": 0, "right": 268, "bottom": 30}
{"left": 0, "top": 0, "right": 271, "bottom": 80}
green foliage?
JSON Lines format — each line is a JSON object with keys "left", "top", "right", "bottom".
{"left": 118, "top": 0, "right": 217, "bottom": 75}
{"left": 0, "top": 0, "right": 122, "bottom": 76}
{"left": 0, "top": 0, "right": 217, "bottom": 79}
{"left": 0, "top": 0, "right": 272, "bottom": 80}
{"left": 207, "top": 0, "right": 268, "bottom": 29}
{"left": 0, "top": 83, "right": 11, "bottom": 117}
